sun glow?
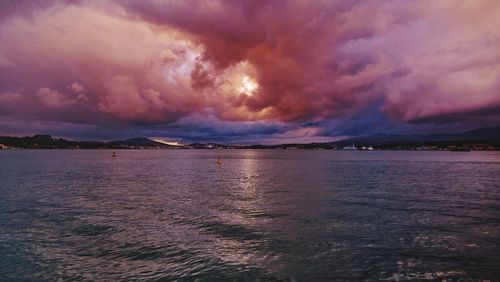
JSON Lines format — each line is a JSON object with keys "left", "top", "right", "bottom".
{"left": 239, "top": 75, "right": 258, "bottom": 95}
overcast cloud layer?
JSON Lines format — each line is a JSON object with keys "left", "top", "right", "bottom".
{"left": 1, "top": 0, "right": 499, "bottom": 143}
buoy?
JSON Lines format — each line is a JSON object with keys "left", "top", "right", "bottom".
{"left": 112, "top": 152, "right": 117, "bottom": 157}
{"left": 216, "top": 156, "right": 222, "bottom": 167}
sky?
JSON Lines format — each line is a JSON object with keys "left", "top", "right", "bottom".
{"left": 0, "top": 0, "right": 499, "bottom": 144}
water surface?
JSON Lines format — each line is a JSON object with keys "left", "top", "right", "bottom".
{"left": 1, "top": 150, "right": 499, "bottom": 280}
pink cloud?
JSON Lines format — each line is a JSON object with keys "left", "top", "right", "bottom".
{"left": 68, "top": 81, "right": 85, "bottom": 93}
{"left": 36, "top": 88, "right": 75, "bottom": 108}
{"left": 0, "top": 91, "right": 22, "bottom": 103}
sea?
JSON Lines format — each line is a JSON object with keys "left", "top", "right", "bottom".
{"left": 0, "top": 150, "right": 499, "bottom": 281}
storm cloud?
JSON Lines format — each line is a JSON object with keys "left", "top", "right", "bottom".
{"left": 1, "top": 0, "right": 499, "bottom": 142}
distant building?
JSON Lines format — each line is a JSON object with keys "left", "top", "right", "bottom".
{"left": 342, "top": 144, "right": 357, "bottom": 150}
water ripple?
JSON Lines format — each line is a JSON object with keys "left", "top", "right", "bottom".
{"left": 0, "top": 150, "right": 499, "bottom": 280}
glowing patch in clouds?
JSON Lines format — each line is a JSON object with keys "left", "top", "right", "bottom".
{"left": 215, "top": 61, "right": 259, "bottom": 99}
{"left": 239, "top": 75, "right": 258, "bottom": 95}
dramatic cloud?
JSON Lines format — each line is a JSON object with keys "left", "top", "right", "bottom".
{"left": 0, "top": 0, "right": 499, "bottom": 142}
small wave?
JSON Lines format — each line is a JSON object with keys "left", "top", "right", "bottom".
{"left": 71, "top": 224, "right": 116, "bottom": 236}
{"left": 199, "top": 221, "right": 264, "bottom": 241}
{"left": 387, "top": 270, "right": 466, "bottom": 281}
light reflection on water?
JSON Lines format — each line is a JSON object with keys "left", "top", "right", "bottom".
{"left": 0, "top": 150, "right": 500, "bottom": 280}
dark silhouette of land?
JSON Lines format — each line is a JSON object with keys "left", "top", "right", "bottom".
{"left": 1, "top": 125, "right": 499, "bottom": 150}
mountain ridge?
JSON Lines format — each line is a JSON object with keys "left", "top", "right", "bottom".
{"left": 331, "top": 125, "right": 500, "bottom": 146}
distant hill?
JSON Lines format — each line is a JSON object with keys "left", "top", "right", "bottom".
{"left": 331, "top": 125, "right": 500, "bottom": 147}
{"left": 0, "top": 135, "right": 108, "bottom": 149}
{"left": 0, "top": 136, "right": 174, "bottom": 149}
{"left": 109, "top": 137, "right": 164, "bottom": 147}
{"left": 460, "top": 125, "right": 500, "bottom": 140}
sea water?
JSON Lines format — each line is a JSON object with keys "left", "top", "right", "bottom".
{"left": 1, "top": 150, "right": 499, "bottom": 280}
